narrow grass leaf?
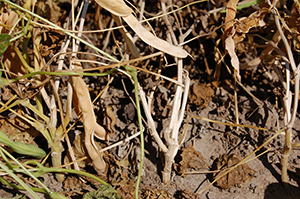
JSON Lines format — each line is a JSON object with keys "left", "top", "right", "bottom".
{"left": 0, "top": 130, "right": 46, "bottom": 158}
{"left": 0, "top": 149, "right": 41, "bottom": 199}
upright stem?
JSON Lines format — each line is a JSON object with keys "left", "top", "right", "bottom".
{"left": 281, "top": 127, "right": 292, "bottom": 185}
{"left": 130, "top": 69, "right": 144, "bottom": 199}
{"left": 274, "top": 10, "right": 300, "bottom": 185}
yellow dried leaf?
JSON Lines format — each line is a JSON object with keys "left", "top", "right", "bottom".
{"left": 123, "top": 14, "right": 188, "bottom": 58}
{"left": 94, "top": 0, "right": 132, "bottom": 17}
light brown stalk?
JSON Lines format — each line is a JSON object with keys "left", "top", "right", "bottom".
{"left": 273, "top": 8, "right": 300, "bottom": 185}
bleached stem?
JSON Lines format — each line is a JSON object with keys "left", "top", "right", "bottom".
{"left": 138, "top": 84, "right": 168, "bottom": 153}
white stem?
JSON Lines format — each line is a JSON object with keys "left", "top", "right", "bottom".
{"left": 138, "top": 84, "right": 169, "bottom": 153}
{"left": 74, "top": 0, "right": 90, "bottom": 52}
{"left": 177, "top": 73, "right": 190, "bottom": 144}
{"left": 99, "top": 130, "right": 142, "bottom": 153}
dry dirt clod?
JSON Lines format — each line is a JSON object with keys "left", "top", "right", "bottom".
{"left": 189, "top": 83, "right": 214, "bottom": 108}
{"left": 213, "top": 154, "right": 256, "bottom": 189}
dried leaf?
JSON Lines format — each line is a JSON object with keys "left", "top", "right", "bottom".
{"left": 1, "top": 9, "right": 26, "bottom": 77}
{"left": 225, "top": 32, "right": 241, "bottom": 81}
{"left": 123, "top": 14, "right": 188, "bottom": 58}
{"left": 103, "top": 105, "right": 117, "bottom": 135}
{"left": 175, "top": 145, "right": 208, "bottom": 175}
{"left": 213, "top": 154, "right": 255, "bottom": 189}
{"left": 233, "top": 11, "right": 266, "bottom": 44}
{"left": 240, "top": 31, "right": 281, "bottom": 70}
{"left": 224, "top": 0, "right": 239, "bottom": 40}
{"left": 70, "top": 74, "right": 106, "bottom": 173}
{"left": 94, "top": 0, "right": 132, "bottom": 17}
{"left": 189, "top": 83, "right": 214, "bottom": 108}
{"left": 3, "top": 45, "right": 27, "bottom": 77}
{"left": 0, "top": 6, "right": 18, "bottom": 34}
{"left": 65, "top": 132, "right": 87, "bottom": 168}
{"left": 35, "top": 27, "right": 65, "bottom": 56}
{"left": 223, "top": 0, "right": 241, "bottom": 80}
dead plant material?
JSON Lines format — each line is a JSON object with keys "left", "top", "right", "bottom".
{"left": 103, "top": 105, "right": 117, "bottom": 135}
{"left": 233, "top": 10, "right": 266, "bottom": 44}
{"left": 94, "top": 0, "right": 132, "bottom": 17}
{"left": 3, "top": 45, "right": 27, "bottom": 77}
{"left": 70, "top": 73, "right": 107, "bottom": 174}
{"left": 174, "top": 145, "right": 209, "bottom": 175}
{"left": 141, "top": 188, "right": 172, "bottom": 199}
{"left": 0, "top": 5, "right": 18, "bottom": 34}
{"left": 0, "top": 117, "right": 39, "bottom": 146}
{"left": 223, "top": 0, "right": 239, "bottom": 40}
{"left": 64, "top": 132, "right": 87, "bottom": 168}
{"left": 223, "top": 0, "right": 240, "bottom": 81}
{"left": 213, "top": 154, "right": 255, "bottom": 189}
{"left": 189, "top": 83, "right": 214, "bottom": 108}
{"left": 115, "top": 182, "right": 136, "bottom": 199}
{"left": 178, "top": 188, "right": 198, "bottom": 199}
{"left": 0, "top": 6, "right": 27, "bottom": 77}
{"left": 123, "top": 14, "right": 188, "bottom": 58}
{"left": 35, "top": 27, "right": 65, "bottom": 57}
{"left": 284, "top": 14, "right": 300, "bottom": 52}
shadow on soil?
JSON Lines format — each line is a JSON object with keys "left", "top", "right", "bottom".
{"left": 264, "top": 183, "right": 300, "bottom": 199}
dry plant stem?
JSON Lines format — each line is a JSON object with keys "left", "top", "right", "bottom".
{"left": 274, "top": 12, "right": 300, "bottom": 185}
{"left": 160, "top": 3, "right": 188, "bottom": 181}
{"left": 162, "top": 67, "right": 190, "bottom": 184}
{"left": 47, "top": 2, "right": 86, "bottom": 179}
{"left": 99, "top": 130, "right": 141, "bottom": 153}
{"left": 134, "top": 2, "right": 190, "bottom": 182}
{"left": 234, "top": 71, "right": 239, "bottom": 132}
{"left": 47, "top": 96, "right": 65, "bottom": 182}
{"left": 139, "top": 0, "right": 146, "bottom": 22}
{"left": 102, "top": 18, "right": 115, "bottom": 50}
{"left": 161, "top": 1, "right": 178, "bottom": 46}
{"left": 138, "top": 83, "right": 168, "bottom": 153}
